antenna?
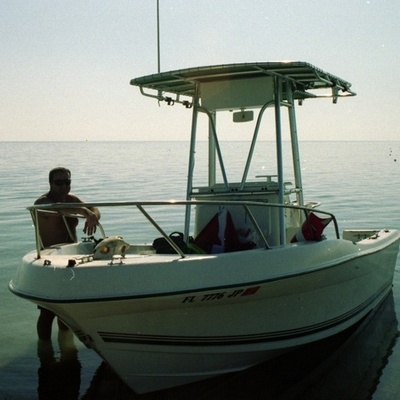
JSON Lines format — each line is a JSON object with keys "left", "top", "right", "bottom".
{"left": 156, "top": 0, "right": 162, "bottom": 101}
{"left": 157, "top": 0, "right": 161, "bottom": 74}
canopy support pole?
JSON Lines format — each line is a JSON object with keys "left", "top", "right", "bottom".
{"left": 274, "top": 77, "right": 285, "bottom": 246}
{"left": 286, "top": 83, "right": 304, "bottom": 206}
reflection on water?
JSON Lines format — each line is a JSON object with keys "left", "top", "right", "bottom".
{"left": 37, "top": 330, "right": 81, "bottom": 400}
{"left": 36, "top": 293, "right": 398, "bottom": 400}
{"left": 81, "top": 362, "right": 133, "bottom": 400}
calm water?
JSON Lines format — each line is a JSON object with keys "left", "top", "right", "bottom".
{"left": 1, "top": 141, "right": 400, "bottom": 399}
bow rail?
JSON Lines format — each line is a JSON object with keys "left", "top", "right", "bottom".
{"left": 28, "top": 200, "right": 339, "bottom": 259}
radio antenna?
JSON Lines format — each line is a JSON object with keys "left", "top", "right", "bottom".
{"left": 157, "top": 0, "right": 161, "bottom": 74}
{"left": 156, "top": 0, "right": 162, "bottom": 101}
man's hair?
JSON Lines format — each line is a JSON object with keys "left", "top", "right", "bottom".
{"left": 49, "top": 167, "right": 71, "bottom": 182}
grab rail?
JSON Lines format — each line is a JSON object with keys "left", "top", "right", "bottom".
{"left": 28, "top": 200, "right": 339, "bottom": 259}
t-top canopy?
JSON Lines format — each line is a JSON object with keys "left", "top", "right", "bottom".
{"left": 130, "top": 61, "right": 355, "bottom": 100}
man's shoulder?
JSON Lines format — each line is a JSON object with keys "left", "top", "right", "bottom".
{"left": 65, "top": 193, "right": 83, "bottom": 203}
{"left": 34, "top": 193, "right": 83, "bottom": 204}
{"left": 34, "top": 194, "right": 51, "bottom": 204}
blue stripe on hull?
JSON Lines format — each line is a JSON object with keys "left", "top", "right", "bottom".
{"left": 97, "top": 284, "right": 390, "bottom": 347}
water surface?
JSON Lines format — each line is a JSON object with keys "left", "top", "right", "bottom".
{"left": 1, "top": 141, "right": 399, "bottom": 399}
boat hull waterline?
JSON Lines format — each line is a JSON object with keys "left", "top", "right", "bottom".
{"left": 9, "top": 230, "right": 399, "bottom": 393}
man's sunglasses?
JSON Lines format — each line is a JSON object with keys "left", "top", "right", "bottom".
{"left": 52, "top": 179, "right": 71, "bottom": 186}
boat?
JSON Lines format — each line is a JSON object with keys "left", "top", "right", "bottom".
{"left": 9, "top": 62, "right": 400, "bottom": 394}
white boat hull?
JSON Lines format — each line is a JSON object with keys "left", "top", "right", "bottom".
{"left": 9, "top": 229, "right": 399, "bottom": 393}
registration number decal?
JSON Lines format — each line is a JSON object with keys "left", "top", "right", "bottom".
{"left": 181, "top": 286, "right": 260, "bottom": 304}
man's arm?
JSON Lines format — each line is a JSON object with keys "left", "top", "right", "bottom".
{"left": 35, "top": 194, "right": 100, "bottom": 236}
{"left": 65, "top": 195, "right": 100, "bottom": 235}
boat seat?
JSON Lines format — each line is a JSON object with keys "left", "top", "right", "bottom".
{"left": 193, "top": 209, "right": 256, "bottom": 253}
{"left": 290, "top": 212, "right": 333, "bottom": 243}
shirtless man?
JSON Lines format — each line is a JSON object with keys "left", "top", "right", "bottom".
{"left": 35, "top": 167, "right": 100, "bottom": 247}
{"left": 35, "top": 167, "right": 100, "bottom": 340}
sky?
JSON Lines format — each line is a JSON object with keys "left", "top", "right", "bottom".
{"left": 1, "top": 0, "right": 399, "bottom": 141}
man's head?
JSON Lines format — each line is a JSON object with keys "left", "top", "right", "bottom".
{"left": 49, "top": 167, "right": 71, "bottom": 183}
{"left": 48, "top": 167, "right": 72, "bottom": 199}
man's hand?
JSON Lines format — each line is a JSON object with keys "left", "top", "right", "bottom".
{"left": 83, "top": 209, "right": 99, "bottom": 235}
